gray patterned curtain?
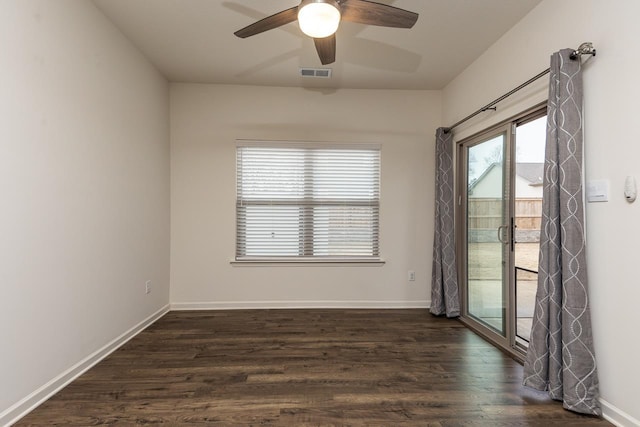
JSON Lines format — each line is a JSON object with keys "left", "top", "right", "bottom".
{"left": 523, "top": 49, "right": 600, "bottom": 416}
{"left": 430, "top": 128, "right": 460, "bottom": 318}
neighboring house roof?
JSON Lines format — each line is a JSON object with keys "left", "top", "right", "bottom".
{"left": 468, "top": 162, "right": 544, "bottom": 194}
{"left": 516, "top": 162, "right": 544, "bottom": 186}
{"left": 468, "top": 162, "right": 499, "bottom": 192}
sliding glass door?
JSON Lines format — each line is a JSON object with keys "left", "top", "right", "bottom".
{"left": 458, "top": 107, "right": 546, "bottom": 357}
{"left": 462, "top": 125, "right": 511, "bottom": 342}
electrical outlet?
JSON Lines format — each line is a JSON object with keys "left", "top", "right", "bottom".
{"left": 145, "top": 280, "right": 152, "bottom": 294}
{"left": 408, "top": 271, "right": 415, "bottom": 281}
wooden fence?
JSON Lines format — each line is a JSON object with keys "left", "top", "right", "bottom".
{"left": 467, "top": 198, "right": 542, "bottom": 230}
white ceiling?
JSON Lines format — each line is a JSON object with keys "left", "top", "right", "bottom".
{"left": 93, "top": 0, "right": 542, "bottom": 90}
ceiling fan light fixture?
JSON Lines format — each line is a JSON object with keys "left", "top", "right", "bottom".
{"left": 298, "top": 0, "right": 341, "bottom": 39}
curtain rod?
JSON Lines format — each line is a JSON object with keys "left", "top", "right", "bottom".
{"left": 443, "top": 42, "right": 597, "bottom": 134}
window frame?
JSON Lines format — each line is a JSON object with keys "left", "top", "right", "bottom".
{"left": 233, "top": 140, "right": 384, "bottom": 265}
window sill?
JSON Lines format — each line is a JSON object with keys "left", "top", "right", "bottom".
{"left": 231, "top": 258, "right": 385, "bottom": 267}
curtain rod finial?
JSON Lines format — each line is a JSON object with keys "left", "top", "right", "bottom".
{"left": 571, "top": 42, "right": 596, "bottom": 60}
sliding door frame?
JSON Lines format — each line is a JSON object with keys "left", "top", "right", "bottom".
{"left": 456, "top": 103, "right": 547, "bottom": 363}
{"left": 457, "top": 122, "right": 515, "bottom": 358}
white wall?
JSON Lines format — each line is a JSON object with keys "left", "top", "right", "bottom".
{"left": 471, "top": 167, "right": 542, "bottom": 199}
{"left": 470, "top": 165, "right": 503, "bottom": 198}
{"left": 0, "top": 0, "right": 170, "bottom": 422}
{"left": 515, "top": 177, "right": 542, "bottom": 199}
{"left": 443, "top": 1, "right": 640, "bottom": 425}
{"left": 170, "top": 84, "right": 440, "bottom": 308}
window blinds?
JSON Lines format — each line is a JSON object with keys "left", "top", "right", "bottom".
{"left": 236, "top": 142, "right": 380, "bottom": 259}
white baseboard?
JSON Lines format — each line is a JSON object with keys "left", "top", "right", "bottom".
{"left": 0, "top": 304, "right": 170, "bottom": 427}
{"left": 171, "top": 300, "right": 430, "bottom": 310}
{"left": 602, "top": 398, "right": 640, "bottom": 427}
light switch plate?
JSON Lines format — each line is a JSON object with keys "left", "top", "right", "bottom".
{"left": 586, "top": 180, "right": 609, "bottom": 202}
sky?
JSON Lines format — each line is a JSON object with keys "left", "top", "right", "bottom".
{"left": 516, "top": 116, "right": 546, "bottom": 163}
{"left": 467, "top": 115, "right": 546, "bottom": 181}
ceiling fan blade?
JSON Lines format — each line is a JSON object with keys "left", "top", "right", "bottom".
{"left": 340, "top": 0, "right": 419, "bottom": 28}
{"left": 234, "top": 6, "right": 299, "bottom": 38}
{"left": 314, "top": 35, "right": 336, "bottom": 65}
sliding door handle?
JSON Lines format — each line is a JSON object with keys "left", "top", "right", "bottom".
{"left": 497, "top": 225, "right": 509, "bottom": 244}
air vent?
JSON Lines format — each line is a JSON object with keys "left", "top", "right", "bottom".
{"left": 299, "top": 67, "right": 332, "bottom": 78}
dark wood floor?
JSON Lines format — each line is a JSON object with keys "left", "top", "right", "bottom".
{"left": 16, "top": 310, "right": 611, "bottom": 426}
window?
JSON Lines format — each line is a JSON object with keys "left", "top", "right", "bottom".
{"left": 236, "top": 141, "right": 380, "bottom": 261}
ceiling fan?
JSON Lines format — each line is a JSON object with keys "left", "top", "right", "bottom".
{"left": 234, "top": 0, "right": 419, "bottom": 65}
